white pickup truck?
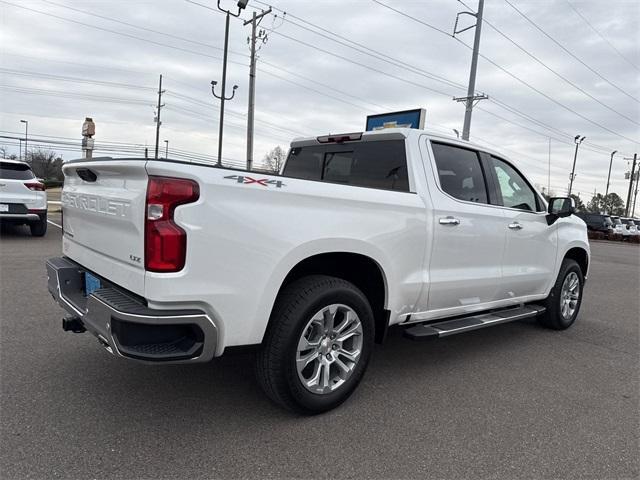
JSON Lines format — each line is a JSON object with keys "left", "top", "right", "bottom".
{"left": 47, "top": 128, "right": 589, "bottom": 414}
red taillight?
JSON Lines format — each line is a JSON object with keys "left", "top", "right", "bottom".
{"left": 25, "top": 182, "right": 45, "bottom": 191}
{"left": 145, "top": 176, "right": 199, "bottom": 273}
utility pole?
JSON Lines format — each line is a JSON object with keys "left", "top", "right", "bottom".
{"left": 20, "top": 120, "right": 28, "bottom": 162}
{"left": 632, "top": 170, "right": 639, "bottom": 217}
{"left": 568, "top": 135, "right": 585, "bottom": 195}
{"left": 154, "top": 74, "right": 165, "bottom": 160}
{"left": 548, "top": 138, "right": 551, "bottom": 194}
{"left": 164, "top": 140, "right": 169, "bottom": 159}
{"left": 625, "top": 153, "right": 637, "bottom": 217}
{"left": 605, "top": 150, "right": 617, "bottom": 204}
{"left": 211, "top": 0, "right": 248, "bottom": 167}
{"left": 244, "top": 7, "right": 272, "bottom": 171}
{"left": 453, "top": 0, "right": 488, "bottom": 141}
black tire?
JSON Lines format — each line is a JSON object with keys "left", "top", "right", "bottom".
{"left": 538, "top": 259, "right": 584, "bottom": 330}
{"left": 30, "top": 213, "right": 47, "bottom": 237}
{"left": 256, "top": 275, "right": 375, "bottom": 415}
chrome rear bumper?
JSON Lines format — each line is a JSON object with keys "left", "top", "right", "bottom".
{"left": 46, "top": 257, "right": 218, "bottom": 363}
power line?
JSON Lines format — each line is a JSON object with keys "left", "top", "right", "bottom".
{"left": 564, "top": 0, "right": 639, "bottom": 72}
{"left": 40, "top": 0, "right": 249, "bottom": 59}
{"left": 7, "top": 0, "right": 633, "bottom": 160}
{"left": 259, "top": 59, "right": 394, "bottom": 112}
{"left": 370, "top": 0, "right": 452, "bottom": 37}
{"left": 373, "top": 0, "right": 639, "bottom": 146}
{"left": 258, "top": 67, "right": 381, "bottom": 111}
{"left": 2, "top": 52, "right": 160, "bottom": 79}
{"left": 0, "top": 67, "right": 155, "bottom": 91}
{"left": 0, "top": 133, "right": 250, "bottom": 167}
{"left": 257, "top": 0, "right": 631, "bottom": 154}
{"left": 504, "top": 0, "right": 640, "bottom": 105}
{"left": 252, "top": 0, "right": 467, "bottom": 92}
{"left": 164, "top": 105, "right": 294, "bottom": 144}
{"left": 0, "top": 85, "right": 150, "bottom": 105}
{"left": 0, "top": 1, "right": 248, "bottom": 67}
{"left": 261, "top": 27, "right": 455, "bottom": 99}
{"left": 458, "top": 0, "right": 639, "bottom": 127}
{"left": 165, "top": 90, "right": 310, "bottom": 137}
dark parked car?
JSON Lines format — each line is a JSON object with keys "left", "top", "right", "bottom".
{"left": 575, "top": 212, "right": 614, "bottom": 234}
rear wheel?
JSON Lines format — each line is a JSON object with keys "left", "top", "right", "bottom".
{"left": 256, "top": 275, "right": 374, "bottom": 414}
{"left": 538, "top": 259, "right": 584, "bottom": 330}
{"left": 30, "top": 213, "right": 47, "bottom": 237}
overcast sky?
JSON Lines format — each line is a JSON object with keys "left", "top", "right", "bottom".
{"left": 1, "top": 0, "right": 638, "bottom": 204}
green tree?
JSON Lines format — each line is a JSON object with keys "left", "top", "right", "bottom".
{"left": 587, "top": 193, "right": 625, "bottom": 215}
{"left": 569, "top": 194, "right": 585, "bottom": 211}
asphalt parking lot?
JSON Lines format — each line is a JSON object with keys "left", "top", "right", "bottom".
{"left": 1, "top": 215, "right": 638, "bottom": 479}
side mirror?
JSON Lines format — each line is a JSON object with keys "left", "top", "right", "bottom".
{"left": 546, "top": 197, "right": 575, "bottom": 225}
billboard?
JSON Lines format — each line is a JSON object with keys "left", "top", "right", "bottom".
{"left": 366, "top": 108, "right": 426, "bottom": 131}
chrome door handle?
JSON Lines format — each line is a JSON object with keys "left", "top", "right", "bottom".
{"left": 508, "top": 222, "right": 523, "bottom": 230}
{"left": 439, "top": 216, "right": 460, "bottom": 225}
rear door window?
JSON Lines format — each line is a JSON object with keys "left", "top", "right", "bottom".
{"left": 0, "top": 162, "right": 35, "bottom": 180}
{"left": 283, "top": 140, "right": 409, "bottom": 192}
{"left": 430, "top": 142, "right": 488, "bottom": 204}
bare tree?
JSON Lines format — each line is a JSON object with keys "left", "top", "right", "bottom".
{"left": 263, "top": 146, "right": 286, "bottom": 174}
{"left": 28, "top": 149, "right": 64, "bottom": 180}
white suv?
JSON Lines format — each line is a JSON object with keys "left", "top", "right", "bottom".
{"left": 0, "top": 159, "right": 48, "bottom": 236}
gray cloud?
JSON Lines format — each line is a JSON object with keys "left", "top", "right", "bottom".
{"left": 1, "top": 0, "right": 638, "bottom": 205}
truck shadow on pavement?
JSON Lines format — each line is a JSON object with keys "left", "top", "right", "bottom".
{"left": 0, "top": 222, "right": 40, "bottom": 237}
{"left": 51, "top": 318, "right": 545, "bottom": 421}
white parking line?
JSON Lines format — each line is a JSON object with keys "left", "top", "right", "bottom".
{"left": 47, "top": 220, "right": 62, "bottom": 229}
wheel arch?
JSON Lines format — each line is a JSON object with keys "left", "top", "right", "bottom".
{"left": 564, "top": 246, "right": 589, "bottom": 279}
{"left": 265, "top": 251, "right": 390, "bottom": 345}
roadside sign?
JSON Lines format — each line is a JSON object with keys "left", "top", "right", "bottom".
{"left": 366, "top": 108, "right": 426, "bottom": 131}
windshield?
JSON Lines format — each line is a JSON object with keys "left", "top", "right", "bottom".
{"left": 612, "top": 218, "right": 622, "bottom": 225}
{"left": 603, "top": 216, "right": 613, "bottom": 226}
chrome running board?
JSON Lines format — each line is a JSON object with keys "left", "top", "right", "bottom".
{"left": 403, "top": 305, "right": 545, "bottom": 341}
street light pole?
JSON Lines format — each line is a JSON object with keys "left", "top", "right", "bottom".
{"left": 20, "top": 120, "right": 28, "bottom": 162}
{"left": 568, "top": 135, "right": 585, "bottom": 195}
{"left": 211, "top": 0, "right": 248, "bottom": 167}
{"left": 164, "top": 140, "right": 169, "bottom": 159}
{"left": 604, "top": 150, "right": 617, "bottom": 212}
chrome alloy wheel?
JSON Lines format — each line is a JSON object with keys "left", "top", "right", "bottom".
{"left": 560, "top": 271, "right": 580, "bottom": 320}
{"left": 295, "top": 304, "right": 363, "bottom": 395}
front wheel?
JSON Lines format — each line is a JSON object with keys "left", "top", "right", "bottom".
{"left": 538, "top": 259, "right": 584, "bottom": 330}
{"left": 256, "top": 275, "right": 374, "bottom": 414}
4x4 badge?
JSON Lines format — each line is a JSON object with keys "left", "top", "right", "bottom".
{"left": 224, "top": 175, "right": 285, "bottom": 188}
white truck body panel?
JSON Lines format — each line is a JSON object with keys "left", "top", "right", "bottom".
{"left": 59, "top": 128, "right": 590, "bottom": 355}
{"left": 143, "top": 159, "right": 428, "bottom": 347}
{"left": 62, "top": 161, "right": 148, "bottom": 295}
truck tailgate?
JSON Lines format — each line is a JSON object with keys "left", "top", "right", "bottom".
{"left": 61, "top": 160, "right": 148, "bottom": 295}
